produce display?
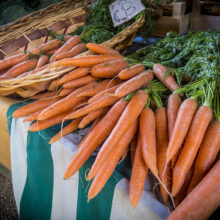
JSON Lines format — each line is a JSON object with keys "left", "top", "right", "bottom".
{"left": 1, "top": 28, "right": 218, "bottom": 219}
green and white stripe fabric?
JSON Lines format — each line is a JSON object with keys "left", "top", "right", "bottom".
{"left": 7, "top": 102, "right": 169, "bottom": 220}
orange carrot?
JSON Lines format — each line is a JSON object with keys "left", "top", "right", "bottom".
{"left": 118, "top": 64, "right": 145, "bottom": 80}
{"left": 78, "top": 108, "right": 108, "bottom": 129}
{"left": 30, "top": 38, "right": 67, "bottom": 55}
{"left": 12, "top": 97, "right": 61, "bottom": 118}
{"left": 86, "top": 43, "right": 119, "bottom": 55}
{"left": 24, "top": 111, "right": 42, "bottom": 122}
{"left": 18, "top": 64, "right": 49, "bottom": 78}
{"left": 187, "top": 121, "right": 220, "bottom": 194}
{"left": 77, "top": 78, "right": 121, "bottom": 97}
{"left": 29, "top": 110, "right": 73, "bottom": 131}
{"left": 129, "top": 133, "right": 148, "bottom": 208}
{"left": 59, "top": 88, "right": 75, "bottom": 97}
{"left": 79, "top": 116, "right": 103, "bottom": 147}
{"left": 49, "top": 117, "right": 82, "bottom": 144}
{"left": 153, "top": 64, "right": 179, "bottom": 92}
{"left": 167, "top": 94, "right": 181, "bottom": 168}
{"left": 155, "top": 107, "right": 171, "bottom": 204}
{"left": 140, "top": 107, "right": 158, "bottom": 177}
{"left": 50, "top": 35, "right": 81, "bottom": 63}
{"left": 166, "top": 98, "right": 198, "bottom": 163}
{"left": 48, "top": 78, "right": 60, "bottom": 91}
{"left": 167, "top": 94, "right": 181, "bottom": 140}
{"left": 114, "top": 70, "right": 154, "bottom": 98}
{"left": 38, "top": 83, "right": 95, "bottom": 120}
{"left": 36, "top": 55, "right": 48, "bottom": 69}
{"left": 87, "top": 90, "right": 148, "bottom": 180}
{"left": 64, "top": 99, "right": 128, "bottom": 179}
{"left": 130, "top": 135, "right": 137, "bottom": 166}
{"left": 88, "top": 82, "right": 124, "bottom": 104}
{"left": 66, "top": 94, "right": 120, "bottom": 120}
{"left": 54, "top": 54, "right": 123, "bottom": 67}
{"left": 63, "top": 75, "right": 97, "bottom": 89}
{"left": 88, "top": 120, "right": 138, "bottom": 201}
{"left": 174, "top": 166, "right": 194, "bottom": 206}
{"left": 58, "top": 67, "right": 91, "bottom": 85}
{"left": 0, "top": 58, "right": 38, "bottom": 80}
{"left": 172, "top": 105, "right": 213, "bottom": 197}
{"left": 55, "top": 43, "right": 87, "bottom": 60}
{"left": 91, "top": 59, "right": 128, "bottom": 78}
{"left": 31, "top": 91, "right": 58, "bottom": 100}
{"left": 167, "top": 160, "right": 220, "bottom": 220}
{"left": 45, "top": 48, "right": 59, "bottom": 55}
{"left": 0, "top": 53, "right": 28, "bottom": 72}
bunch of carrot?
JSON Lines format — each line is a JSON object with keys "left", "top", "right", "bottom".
{"left": 0, "top": 34, "right": 87, "bottom": 81}
{"left": 11, "top": 42, "right": 220, "bottom": 220}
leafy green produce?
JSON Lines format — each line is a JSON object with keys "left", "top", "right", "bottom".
{"left": 126, "top": 31, "right": 220, "bottom": 84}
{"left": 126, "top": 31, "right": 220, "bottom": 119}
{"left": 72, "top": 0, "right": 159, "bottom": 44}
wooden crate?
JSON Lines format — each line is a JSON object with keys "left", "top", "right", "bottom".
{"left": 152, "top": 2, "right": 190, "bottom": 36}
{"left": 190, "top": 0, "right": 220, "bottom": 31}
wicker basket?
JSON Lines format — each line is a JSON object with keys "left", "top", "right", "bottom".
{"left": 0, "top": 0, "right": 145, "bottom": 98}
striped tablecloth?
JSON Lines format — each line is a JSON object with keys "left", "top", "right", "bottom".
{"left": 4, "top": 100, "right": 169, "bottom": 220}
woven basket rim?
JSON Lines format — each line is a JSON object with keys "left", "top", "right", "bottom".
{"left": 0, "top": 0, "right": 88, "bottom": 30}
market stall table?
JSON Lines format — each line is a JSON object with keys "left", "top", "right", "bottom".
{"left": 0, "top": 97, "right": 169, "bottom": 220}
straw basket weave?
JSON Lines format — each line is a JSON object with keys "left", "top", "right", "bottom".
{"left": 0, "top": 0, "right": 145, "bottom": 98}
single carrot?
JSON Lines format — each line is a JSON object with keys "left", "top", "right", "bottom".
{"left": 38, "top": 82, "right": 95, "bottom": 120}
{"left": 79, "top": 116, "right": 103, "bottom": 147}
{"left": 50, "top": 35, "right": 81, "bottom": 63}
{"left": 78, "top": 108, "right": 108, "bottom": 129}
{"left": 49, "top": 117, "right": 82, "bottom": 144}
{"left": 36, "top": 55, "right": 48, "bottom": 69}
{"left": 45, "top": 48, "right": 59, "bottom": 55}
{"left": 77, "top": 78, "right": 121, "bottom": 97}
{"left": 0, "top": 53, "right": 28, "bottom": 72}
{"left": 12, "top": 97, "right": 61, "bottom": 118}
{"left": 88, "top": 120, "right": 138, "bottom": 201}
{"left": 172, "top": 105, "right": 213, "bottom": 197}
{"left": 153, "top": 64, "right": 179, "bottom": 92}
{"left": 155, "top": 107, "right": 171, "bottom": 204}
{"left": 87, "top": 82, "right": 124, "bottom": 104}
{"left": 118, "top": 64, "right": 145, "bottom": 80}
{"left": 31, "top": 91, "right": 58, "bottom": 100}
{"left": 58, "top": 67, "right": 91, "bottom": 85}
{"left": 66, "top": 94, "right": 120, "bottom": 120}
{"left": 59, "top": 88, "right": 75, "bottom": 97}
{"left": 29, "top": 110, "right": 73, "bottom": 131}
{"left": 91, "top": 59, "right": 128, "bottom": 78}
{"left": 30, "top": 38, "right": 66, "bottom": 55}
{"left": 48, "top": 78, "right": 60, "bottom": 91}
{"left": 63, "top": 75, "right": 97, "bottom": 89}
{"left": 55, "top": 43, "right": 87, "bottom": 60}
{"left": 140, "top": 107, "right": 158, "bottom": 177}
{"left": 87, "top": 90, "right": 148, "bottom": 180}
{"left": 174, "top": 165, "right": 194, "bottom": 206}
{"left": 167, "top": 94, "right": 182, "bottom": 168}
{"left": 54, "top": 54, "right": 123, "bottom": 67}
{"left": 114, "top": 70, "right": 154, "bottom": 98}
{"left": 187, "top": 121, "right": 220, "bottom": 194}
{"left": 167, "top": 94, "right": 181, "bottom": 140}
{"left": 86, "top": 43, "right": 119, "bottom": 55}
{"left": 166, "top": 98, "right": 198, "bottom": 162}
{"left": 24, "top": 110, "right": 42, "bottom": 122}
{"left": 130, "top": 135, "right": 137, "bottom": 166}
{"left": 64, "top": 99, "right": 128, "bottom": 179}
{"left": 167, "top": 160, "right": 220, "bottom": 220}
{"left": 0, "top": 58, "right": 38, "bottom": 79}
{"left": 129, "top": 133, "right": 148, "bottom": 208}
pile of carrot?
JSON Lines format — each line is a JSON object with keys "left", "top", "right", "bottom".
{"left": 11, "top": 42, "right": 220, "bottom": 220}
{"left": 0, "top": 34, "right": 87, "bottom": 81}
